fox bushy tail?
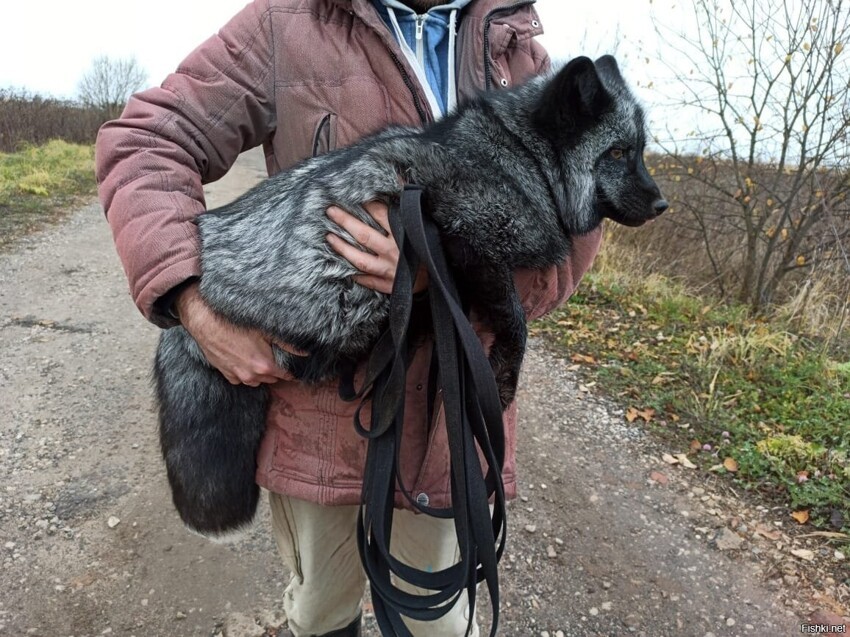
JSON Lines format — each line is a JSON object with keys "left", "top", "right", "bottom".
{"left": 154, "top": 327, "right": 267, "bottom": 537}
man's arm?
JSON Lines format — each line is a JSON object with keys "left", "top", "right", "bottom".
{"left": 172, "top": 282, "right": 305, "bottom": 386}
{"left": 96, "top": 0, "right": 276, "bottom": 328}
{"left": 96, "top": 0, "right": 306, "bottom": 386}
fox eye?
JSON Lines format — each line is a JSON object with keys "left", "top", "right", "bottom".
{"left": 610, "top": 148, "right": 626, "bottom": 160}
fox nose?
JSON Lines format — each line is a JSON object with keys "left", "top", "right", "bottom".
{"left": 653, "top": 199, "right": 669, "bottom": 214}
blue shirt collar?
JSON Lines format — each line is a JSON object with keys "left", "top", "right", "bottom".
{"left": 374, "top": 0, "right": 473, "bottom": 16}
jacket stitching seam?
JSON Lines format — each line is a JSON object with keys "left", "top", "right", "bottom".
{"left": 174, "top": 8, "right": 272, "bottom": 83}
{"left": 201, "top": 64, "right": 274, "bottom": 138}
{"left": 273, "top": 75, "right": 386, "bottom": 88}
{"left": 266, "top": 5, "right": 353, "bottom": 28}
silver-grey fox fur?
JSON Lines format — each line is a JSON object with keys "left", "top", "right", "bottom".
{"left": 154, "top": 55, "right": 668, "bottom": 537}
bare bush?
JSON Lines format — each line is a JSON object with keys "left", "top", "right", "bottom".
{"left": 77, "top": 56, "right": 147, "bottom": 119}
{"left": 647, "top": 0, "right": 850, "bottom": 313}
{"left": 0, "top": 88, "right": 106, "bottom": 151}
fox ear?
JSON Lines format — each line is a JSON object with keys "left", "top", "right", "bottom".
{"left": 535, "top": 56, "right": 612, "bottom": 134}
{"left": 594, "top": 55, "right": 626, "bottom": 90}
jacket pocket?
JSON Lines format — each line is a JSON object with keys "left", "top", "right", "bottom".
{"left": 311, "top": 113, "right": 337, "bottom": 157}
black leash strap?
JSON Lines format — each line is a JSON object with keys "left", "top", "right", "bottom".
{"left": 341, "top": 185, "right": 507, "bottom": 636}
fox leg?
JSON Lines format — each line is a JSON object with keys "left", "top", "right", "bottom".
{"left": 452, "top": 260, "right": 528, "bottom": 410}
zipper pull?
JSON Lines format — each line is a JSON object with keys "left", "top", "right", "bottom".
{"left": 415, "top": 15, "right": 425, "bottom": 41}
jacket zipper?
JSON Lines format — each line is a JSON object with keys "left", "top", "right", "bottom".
{"left": 387, "top": 48, "right": 430, "bottom": 125}
{"left": 311, "top": 113, "right": 332, "bottom": 157}
{"left": 415, "top": 15, "right": 425, "bottom": 68}
{"left": 348, "top": 9, "right": 430, "bottom": 125}
{"left": 483, "top": 0, "right": 536, "bottom": 91}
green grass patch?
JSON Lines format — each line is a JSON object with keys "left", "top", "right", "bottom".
{"left": 533, "top": 263, "right": 850, "bottom": 534}
{"left": 0, "top": 140, "right": 96, "bottom": 248}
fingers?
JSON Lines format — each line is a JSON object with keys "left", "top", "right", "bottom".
{"left": 220, "top": 354, "right": 289, "bottom": 386}
{"left": 327, "top": 233, "right": 396, "bottom": 280}
{"left": 326, "top": 204, "right": 393, "bottom": 253}
{"left": 353, "top": 273, "right": 393, "bottom": 295}
{"left": 330, "top": 200, "right": 429, "bottom": 295}
{"left": 272, "top": 340, "right": 309, "bottom": 357}
{"left": 326, "top": 202, "right": 400, "bottom": 292}
{"left": 362, "top": 200, "right": 392, "bottom": 235}
{"left": 181, "top": 298, "right": 304, "bottom": 387}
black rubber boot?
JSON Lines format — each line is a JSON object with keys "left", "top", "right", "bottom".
{"left": 321, "top": 614, "right": 362, "bottom": 637}
{"left": 277, "top": 614, "right": 362, "bottom": 637}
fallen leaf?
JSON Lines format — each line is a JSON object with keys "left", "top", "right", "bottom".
{"left": 723, "top": 457, "right": 739, "bottom": 472}
{"left": 69, "top": 572, "right": 98, "bottom": 589}
{"left": 674, "top": 453, "right": 697, "bottom": 469}
{"left": 625, "top": 407, "right": 639, "bottom": 423}
{"left": 637, "top": 407, "right": 656, "bottom": 422}
{"left": 649, "top": 470, "right": 669, "bottom": 485}
{"left": 791, "top": 548, "right": 815, "bottom": 561}
{"left": 651, "top": 373, "right": 674, "bottom": 385}
{"left": 662, "top": 453, "right": 679, "bottom": 465}
{"left": 755, "top": 524, "right": 782, "bottom": 541}
{"left": 791, "top": 510, "right": 810, "bottom": 524}
{"left": 689, "top": 439, "right": 702, "bottom": 453}
{"left": 570, "top": 353, "right": 596, "bottom": 364}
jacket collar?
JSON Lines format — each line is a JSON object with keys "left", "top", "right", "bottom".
{"left": 329, "top": 0, "right": 536, "bottom": 20}
{"left": 373, "top": 0, "right": 473, "bottom": 13}
{"left": 328, "top": 0, "right": 539, "bottom": 122}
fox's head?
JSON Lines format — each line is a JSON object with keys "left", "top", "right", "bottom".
{"left": 532, "top": 55, "right": 668, "bottom": 234}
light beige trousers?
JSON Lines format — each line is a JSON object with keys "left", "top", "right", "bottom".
{"left": 268, "top": 492, "right": 480, "bottom": 637}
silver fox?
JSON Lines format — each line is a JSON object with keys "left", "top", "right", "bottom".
{"left": 154, "top": 55, "right": 668, "bottom": 537}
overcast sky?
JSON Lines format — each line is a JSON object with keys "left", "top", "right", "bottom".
{"left": 1, "top": 0, "right": 700, "bottom": 147}
{"left": 0, "top": 0, "right": 664, "bottom": 99}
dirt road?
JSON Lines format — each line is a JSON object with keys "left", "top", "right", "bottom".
{"left": 0, "top": 149, "right": 844, "bottom": 637}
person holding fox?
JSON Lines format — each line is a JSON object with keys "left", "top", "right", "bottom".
{"left": 96, "top": 1, "right": 605, "bottom": 635}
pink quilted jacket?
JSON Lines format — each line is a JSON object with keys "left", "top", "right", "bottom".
{"left": 96, "top": 0, "right": 603, "bottom": 508}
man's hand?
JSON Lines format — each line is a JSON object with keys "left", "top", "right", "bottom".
{"left": 174, "top": 282, "right": 305, "bottom": 387}
{"left": 326, "top": 200, "right": 428, "bottom": 294}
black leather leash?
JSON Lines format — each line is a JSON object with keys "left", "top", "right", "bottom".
{"left": 340, "top": 185, "right": 507, "bottom": 636}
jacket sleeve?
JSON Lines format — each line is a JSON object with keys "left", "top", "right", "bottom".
{"left": 95, "top": 0, "right": 276, "bottom": 328}
{"left": 513, "top": 227, "right": 603, "bottom": 321}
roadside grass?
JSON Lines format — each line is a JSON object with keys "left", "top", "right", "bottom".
{"left": 0, "top": 140, "right": 96, "bottom": 248}
{"left": 532, "top": 229, "right": 850, "bottom": 542}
